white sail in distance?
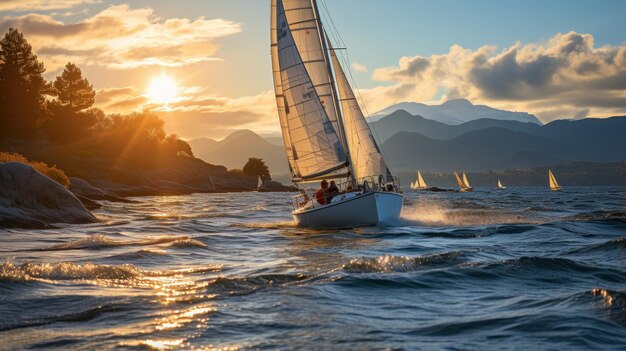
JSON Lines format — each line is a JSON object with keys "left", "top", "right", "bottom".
{"left": 328, "top": 43, "right": 391, "bottom": 181}
{"left": 417, "top": 171, "right": 427, "bottom": 188}
{"left": 497, "top": 179, "right": 504, "bottom": 189}
{"left": 454, "top": 171, "right": 465, "bottom": 189}
{"left": 271, "top": 0, "right": 349, "bottom": 182}
{"left": 462, "top": 172, "right": 472, "bottom": 188}
{"left": 549, "top": 170, "right": 560, "bottom": 190}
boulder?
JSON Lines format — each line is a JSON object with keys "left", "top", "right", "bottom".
{"left": 69, "top": 177, "right": 134, "bottom": 203}
{"left": 0, "top": 162, "right": 97, "bottom": 229}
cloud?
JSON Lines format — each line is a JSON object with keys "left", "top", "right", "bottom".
{"left": 351, "top": 62, "right": 368, "bottom": 73}
{"left": 0, "top": 4, "right": 242, "bottom": 71}
{"left": 0, "top": 0, "right": 99, "bottom": 12}
{"left": 94, "top": 84, "right": 279, "bottom": 139}
{"left": 365, "top": 32, "right": 626, "bottom": 121}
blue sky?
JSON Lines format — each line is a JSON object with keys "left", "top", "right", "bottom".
{"left": 1, "top": 0, "right": 624, "bottom": 138}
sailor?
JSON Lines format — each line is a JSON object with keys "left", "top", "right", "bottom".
{"left": 327, "top": 180, "right": 339, "bottom": 199}
{"left": 315, "top": 180, "right": 330, "bottom": 205}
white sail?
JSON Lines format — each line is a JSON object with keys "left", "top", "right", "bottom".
{"left": 462, "top": 172, "right": 472, "bottom": 188}
{"left": 272, "top": 0, "right": 349, "bottom": 182}
{"left": 497, "top": 179, "right": 503, "bottom": 189}
{"left": 280, "top": 0, "right": 343, "bottom": 142}
{"left": 454, "top": 171, "right": 465, "bottom": 189}
{"left": 417, "top": 171, "right": 427, "bottom": 188}
{"left": 329, "top": 44, "right": 390, "bottom": 180}
{"left": 549, "top": 170, "right": 560, "bottom": 190}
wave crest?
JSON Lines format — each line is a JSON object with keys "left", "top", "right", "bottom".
{"left": 343, "top": 251, "right": 466, "bottom": 273}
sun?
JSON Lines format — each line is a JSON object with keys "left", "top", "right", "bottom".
{"left": 147, "top": 75, "right": 178, "bottom": 106}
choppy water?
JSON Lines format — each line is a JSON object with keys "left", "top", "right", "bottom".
{"left": 1, "top": 187, "right": 625, "bottom": 350}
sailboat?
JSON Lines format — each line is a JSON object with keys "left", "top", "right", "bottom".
{"left": 548, "top": 169, "right": 561, "bottom": 191}
{"left": 411, "top": 171, "right": 428, "bottom": 190}
{"left": 455, "top": 171, "right": 474, "bottom": 192}
{"left": 496, "top": 179, "right": 506, "bottom": 190}
{"left": 270, "top": 0, "right": 403, "bottom": 228}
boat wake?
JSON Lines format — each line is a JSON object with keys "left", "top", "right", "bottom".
{"left": 398, "top": 201, "right": 533, "bottom": 227}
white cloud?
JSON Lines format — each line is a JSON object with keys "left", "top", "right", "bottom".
{"left": 0, "top": 0, "right": 100, "bottom": 12}
{"left": 364, "top": 32, "right": 626, "bottom": 121}
{"left": 0, "top": 4, "right": 242, "bottom": 71}
{"left": 351, "top": 62, "right": 368, "bottom": 73}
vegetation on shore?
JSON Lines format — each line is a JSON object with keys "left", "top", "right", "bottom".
{"left": 0, "top": 152, "right": 70, "bottom": 188}
{"left": 0, "top": 28, "right": 194, "bottom": 174}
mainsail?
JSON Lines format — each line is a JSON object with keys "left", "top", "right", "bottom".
{"left": 462, "top": 172, "right": 472, "bottom": 188}
{"left": 271, "top": 0, "right": 349, "bottom": 182}
{"left": 549, "top": 170, "right": 560, "bottom": 190}
{"left": 329, "top": 43, "right": 390, "bottom": 180}
{"left": 417, "top": 171, "right": 427, "bottom": 188}
{"left": 497, "top": 179, "right": 503, "bottom": 189}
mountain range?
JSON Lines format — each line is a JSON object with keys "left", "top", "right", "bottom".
{"left": 187, "top": 100, "right": 626, "bottom": 177}
{"left": 188, "top": 130, "right": 289, "bottom": 174}
{"left": 368, "top": 98, "right": 542, "bottom": 125}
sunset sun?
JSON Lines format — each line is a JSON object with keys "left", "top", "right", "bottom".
{"left": 147, "top": 75, "right": 178, "bottom": 105}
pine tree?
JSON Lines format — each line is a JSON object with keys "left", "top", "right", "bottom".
{"left": 0, "top": 28, "right": 47, "bottom": 138}
{"left": 51, "top": 63, "right": 95, "bottom": 112}
{"left": 44, "top": 62, "right": 97, "bottom": 142}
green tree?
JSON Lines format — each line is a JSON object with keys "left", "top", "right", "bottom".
{"left": 0, "top": 28, "right": 47, "bottom": 138}
{"left": 43, "top": 62, "right": 97, "bottom": 143}
{"left": 243, "top": 157, "right": 271, "bottom": 181}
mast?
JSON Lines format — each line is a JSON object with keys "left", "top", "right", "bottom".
{"left": 310, "top": 0, "right": 356, "bottom": 183}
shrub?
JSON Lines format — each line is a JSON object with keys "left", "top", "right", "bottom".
{"left": 228, "top": 168, "right": 245, "bottom": 177}
{"left": 0, "top": 152, "right": 70, "bottom": 188}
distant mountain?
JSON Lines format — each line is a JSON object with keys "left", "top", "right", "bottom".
{"left": 371, "top": 110, "right": 542, "bottom": 142}
{"left": 382, "top": 128, "right": 564, "bottom": 172}
{"left": 188, "top": 115, "right": 626, "bottom": 176}
{"left": 369, "top": 99, "right": 542, "bottom": 125}
{"left": 381, "top": 116, "right": 626, "bottom": 172}
{"left": 188, "top": 130, "right": 290, "bottom": 175}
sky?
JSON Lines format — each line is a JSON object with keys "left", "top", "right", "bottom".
{"left": 0, "top": 0, "right": 624, "bottom": 139}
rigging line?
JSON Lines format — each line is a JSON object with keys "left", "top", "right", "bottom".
{"left": 318, "top": 0, "right": 395, "bottom": 175}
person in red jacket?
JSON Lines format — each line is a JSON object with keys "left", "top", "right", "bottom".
{"left": 315, "top": 180, "right": 329, "bottom": 205}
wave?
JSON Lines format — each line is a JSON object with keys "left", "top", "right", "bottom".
{"left": 231, "top": 221, "right": 297, "bottom": 230}
{"left": 206, "top": 273, "right": 310, "bottom": 296}
{"left": 0, "top": 261, "right": 221, "bottom": 284}
{"left": 41, "top": 234, "right": 206, "bottom": 251}
{"left": 0, "top": 304, "right": 127, "bottom": 332}
{"left": 565, "top": 237, "right": 626, "bottom": 255}
{"left": 343, "top": 251, "right": 466, "bottom": 273}
{"left": 566, "top": 210, "right": 626, "bottom": 222}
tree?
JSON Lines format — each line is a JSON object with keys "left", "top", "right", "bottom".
{"left": 243, "top": 157, "right": 271, "bottom": 181}
{"left": 43, "top": 62, "right": 97, "bottom": 143}
{"left": 0, "top": 28, "right": 47, "bottom": 138}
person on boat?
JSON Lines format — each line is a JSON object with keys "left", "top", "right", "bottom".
{"left": 315, "top": 180, "right": 330, "bottom": 205}
{"left": 327, "top": 180, "right": 339, "bottom": 199}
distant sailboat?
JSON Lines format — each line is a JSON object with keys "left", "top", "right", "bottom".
{"left": 411, "top": 171, "right": 428, "bottom": 190}
{"left": 496, "top": 179, "right": 506, "bottom": 190}
{"left": 257, "top": 176, "right": 263, "bottom": 189}
{"left": 548, "top": 169, "right": 561, "bottom": 191}
{"left": 455, "top": 171, "right": 474, "bottom": 192}
{"left": 270, "top": 0, "right": 403, "bottom": 228}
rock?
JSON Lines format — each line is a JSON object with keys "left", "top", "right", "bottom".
{"left": 69, "top": 177, "right": 135, "bottom": 203}
{"left": 0, "top": 162, "right": 98, "bottom": 229}
{"left": 258, "top": 179, "right": 298, "bottom": 192}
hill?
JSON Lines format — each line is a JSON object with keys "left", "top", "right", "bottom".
{"left": 370, "top": 110, "right": 542, "bottom": 142}
{"left": 188, "top": 130, "right": 290, "bottom": 175}
{"left": 382, "top": 128, "right": 564, "bottom": 172}
{"left": 369, "top": 99, "right": 542, "bottom": 124}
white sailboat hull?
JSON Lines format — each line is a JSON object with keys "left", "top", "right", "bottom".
{"left": 293, "top": 191, "right": 403, "bottom": 228}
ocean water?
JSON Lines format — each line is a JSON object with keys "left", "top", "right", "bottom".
{"left": 1, "top": 186, "right": 625, "bottom": 350}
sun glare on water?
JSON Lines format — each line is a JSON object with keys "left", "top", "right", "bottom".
{"left": 147, "top": 75, "right": 178, "bottom": 106}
